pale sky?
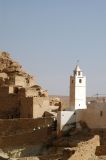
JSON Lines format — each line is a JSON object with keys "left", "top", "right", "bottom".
{"left": 0, "top": 0, "right": 106, "bottom": 96}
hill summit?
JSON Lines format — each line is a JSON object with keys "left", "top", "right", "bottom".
{"left": 0, "top": 51, "right": 35, "bottom": 87}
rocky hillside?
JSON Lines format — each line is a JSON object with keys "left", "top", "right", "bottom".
{"left": 0, "top": 51, "right": 32, "bottom": 79}
{"left": 0, "top": 51, "right": 48, "bottom": 96}
{"left": 0, "top": 51, "right": 36, "bottom": 88}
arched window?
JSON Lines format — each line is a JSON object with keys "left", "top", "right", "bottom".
{"left": 79, "top": 79, "right": 82, "bottom": 83}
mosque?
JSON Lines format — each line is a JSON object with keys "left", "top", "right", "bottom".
{"left": 57, "top": 65, "right": 106, "bottom": 131}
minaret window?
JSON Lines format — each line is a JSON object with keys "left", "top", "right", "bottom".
{"left": 78, "top": 71, "right": 80, "bottom": 76}
{"left": 79, "top": 79, "right": 82, "bottom": 83}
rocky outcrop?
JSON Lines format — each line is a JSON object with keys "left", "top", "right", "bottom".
{"left": 0, "top": 51, "right": 34, "bottom": 87}
{"left": 50, "top": 97, "right": 61, "bottom": 106}
{"left": 0, "top": 51, "right": 24, "bottom": 75}
{"left": 0, "top": 51, "right": 48, "bottom": 97}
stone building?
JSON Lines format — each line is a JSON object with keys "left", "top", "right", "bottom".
{"left": 0, "top": 51, "right": 50, "bottom": 119}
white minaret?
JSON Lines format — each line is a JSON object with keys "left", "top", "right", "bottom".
{"left": 69, "top": 65, "right": 87, "bottom": 110}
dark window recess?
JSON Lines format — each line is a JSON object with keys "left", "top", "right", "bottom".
{"left": 72, "top": 80, "right": 74, "bottom": 83}
{"left": 79, "top": 79, "right": 82, "bottom": 83}
{"left": 100, "top": 111, "right": 103, "bottom": 117}
{"left": 26, "top": 78, "right": 29, "bottom": 83}
{"left": 14, "top": 87, "right": 18, "bottom": 94}
{"left": 78, "top": 71, "right": 80, "bottom": 75}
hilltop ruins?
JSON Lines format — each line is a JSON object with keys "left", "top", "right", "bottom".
{"left": 0, "top": 51, "right": 60, "bottom": 119}
{"left": 0, "top": 51, "right": 60, "bottom": 159}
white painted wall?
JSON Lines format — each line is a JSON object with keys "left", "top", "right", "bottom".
{"left": 75, "top": 76, "right": 86, "bottom": 109}
{"left": 57, "top": 111, "right": 75, "bottom": 131}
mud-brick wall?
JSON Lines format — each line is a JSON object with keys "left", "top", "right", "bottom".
{"left": 0, "top": 118, "right": 54, "bottom": 147}
{"left": 0, "top": 128, "right": 50, "bottom": 148}
{"left": 76, "top": 103, "right": 106, "bottom": 128}
{"left": 15, "top": 76, "right": 27, "bottom": 87}
{"left": 0, "top": 86, "right": 9, "bottom": 97}
{"left": 25, "top": 88, "right": 38, "bottom": 97}
{"left": 0, "top": 118, "right": 54, "bottom": 135}
{"left": 0, "top": 95, "right": 19, "bottom": 111}
{"left": 33, "top": 97, "right": 50, "bottom": 118}
{"left": 0, "top": 94, "right": 19, "bottom": 118}
{"left": 0, "top": 86, "right": 20, "bottom": 118}
{"left": 20, "top": 97, "right": 50, "bottom": 118}
{"left": 20, "top": 97, "right": 33, "bottom": 118}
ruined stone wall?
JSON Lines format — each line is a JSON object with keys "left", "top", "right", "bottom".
{"left": 0, "top": 86, "right": 50, "bottom": 119}
{"left": 14, "top": 76, "right": 27, "bottom": 87}
{"left": 76, "top": 103, "right": 106, "bottom": 128}
{"left": 25, "top": 88, "right": 38, "bottom": 97}
{"left": 0, "top": 118, "right": 53, "bottom": 147}
{"left": 18, "top": 88, "right": 25, "bottom": 97}
{"left": 33, "top": 97, "right": 50, "bottom": 118}
{"left": 0, "top": 128, "right": 49, "bottom": 148}
{"left": 20, "top": 97, "right": 33, "bottom": 118}
{"left": 0, "top": 72, "right": 8, "bottom": 79}
{"left": 0, "top": 95, "right": 19, "bottom": 111}
{"left": 20, "top": 97, "right": 50, "bottom": 118}
{"left": 0, "top": 118, "right": 53, "bottom": 135}
{"left": 8, "top": 75, "right": 36, "bottom": 88}
{"left": 13, "top": 76, "right": 36, "bottom": 88}
{"left": 28, "top": 77, "right": 36, "bottom": 87}
{"left": 0, "top": 51, "right": 50, "bottom": 119}
{"left": 0, "top": 86, "right": 20, "bottom": 118}
{"left": 0, "top": 86, "right": 9, "bottom": 97}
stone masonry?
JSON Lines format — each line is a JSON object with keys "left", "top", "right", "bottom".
{"left": 0, "top": 51, "right": 50, "bottom": 118}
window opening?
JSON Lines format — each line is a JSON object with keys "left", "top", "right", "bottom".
{"left": 79, "top": 79, "right": 82, "bottom": 83}
{"left": 78, "top": 71, "right": 80, "bottom": 75}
